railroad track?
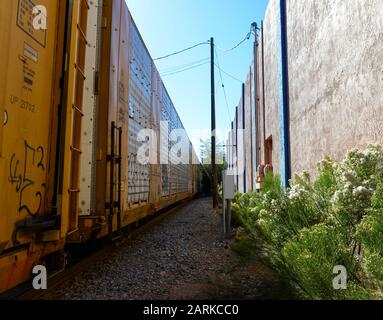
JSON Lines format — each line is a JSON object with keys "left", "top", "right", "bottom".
{"left": 3, "top": 200, "right": 190, "bottom": 301}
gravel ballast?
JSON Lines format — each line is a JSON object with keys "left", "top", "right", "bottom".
{"left": 46, "top": 197, "right": 280, "bottom": 300}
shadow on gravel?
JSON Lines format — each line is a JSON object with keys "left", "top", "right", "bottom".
{"left": 167, "top": 210, "right": 294, "bottom": 301}
{"left": 167, "top": 252, "right": 293, "bottom": 300}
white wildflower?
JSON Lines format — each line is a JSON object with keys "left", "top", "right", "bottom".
{"left": 353, "top": 186, "right": 367, "bottom": 196}
{"left": 288, "top": 184, "right": 307, "bottom": 200}
{"left": 331, "top": 190, "right": 341, "bottom": 204}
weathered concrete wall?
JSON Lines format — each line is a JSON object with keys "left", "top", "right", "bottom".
{"left": 251, "top": 60, "right": 258, "bottom": 188}
{"left": 233, "top": 107, "right": 238, "bottom": 188}
{"left": 263, "top": 0, "right": 281, "bottom": 174}
{"left": 286, "top": 0, "right": 383, "bottom": 176}
{"left": 245, "top": 69, "right": 254, "bottom": 191}
{"left": 237, "top": 96, "right": 244, "bottom": 193}
{"left": 231, "top": 0, "right": 383, "bottom": 188}
{"left": 256, "top": 43, "right": 264, "bottom": 168}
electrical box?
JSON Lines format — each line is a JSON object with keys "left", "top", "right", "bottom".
{"left": 223, "top": 171, "right": 235, "bottom": 200}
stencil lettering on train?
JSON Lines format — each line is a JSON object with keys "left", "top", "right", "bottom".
{"left": 8, "top": 141, "right": 44, "bottom": 216}
{"left": 10, "top": 95, "right": 36, "bottom": 113}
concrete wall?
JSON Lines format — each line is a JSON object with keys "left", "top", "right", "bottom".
{"left": 237, "top": 96, "right": 245, "bottom": 193}
{"left": 230, "top": 0, "right": 383, "bottom": 190}
{"left": 286, "top": 0, "right": 383, "bottom": 176}
{"left": 245, "top": 69, "right": 254, "bottom": 191}
{"left": 262, "top": 0, "right": 281, "bottom": 175}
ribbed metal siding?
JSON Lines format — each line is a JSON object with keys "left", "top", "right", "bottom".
{"left": 127, "top": 21, "right": 151, "bottom": 204}
{"left": 160, "top": 83, "right": 171, "bottom": 197}
{"left": 169, "top": 105, "right": 178, "bottom": 195}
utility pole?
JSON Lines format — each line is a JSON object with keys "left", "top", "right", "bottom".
{"left": 210, "top": 37, "right": 217, "bottom": 209}
{"left": 252, "top": 22, "right": 259, "bottom": 180}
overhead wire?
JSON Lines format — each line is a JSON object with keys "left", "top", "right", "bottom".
{"left": 214, "top": 46, "right": 232, "bottom": 122}
{"left": 150, "top": 27, "right": 257, "bottom": 164}
{"left": 159, "top": 57, "right": 210, "bottom": 74}
{"left": 214, "top": 28, "right": 252, "bottom": 53}
{"left": 154, "top": 41, "right": 210, "bottom": 61}
{"left": 155, "top": 27, "right": 254, "bottom": 79}
{"left": 213, "top": 64, "right": 243, "bottom": 84}
{"left": 154, "top": 27, "right": 253, "bottom": 62}
{"left": 161, "top": 61, "right": 210, "bottom": 77}
{"left": 157, "top": 52, "right": 243, "bottom": 83}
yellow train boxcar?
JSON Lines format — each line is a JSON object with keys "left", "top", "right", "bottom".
{"left": 69, "top": 0, "right": 199, "bottom": 243}
{"left": 0, "top": 0, "right": 200, "bottom": 293}
{"left": 0, "top": 0, "right": 89, "bottom": 293}
{"left": 0, "top": 0, "right": 65, "bottom": 293}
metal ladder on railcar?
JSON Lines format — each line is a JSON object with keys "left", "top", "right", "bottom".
{"left": 107, "top": 121, "right": 123, "bottom": 241}
{"left": 68, "top": 0, "right": 90, "bottom": 233}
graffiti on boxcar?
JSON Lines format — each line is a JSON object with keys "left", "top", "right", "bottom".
{"left": 8, "top": 141, "right": 44, "bottom": 216}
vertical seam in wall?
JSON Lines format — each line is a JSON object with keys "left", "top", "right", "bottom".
{"left": 278, "top": 0, "right": 291, "bottom": 188}
{"left": 242, "top": 83, "right": 246, "bottom": 192}
{"left": 261, "top": 20, "right": 266, "bottom": 161}
{"left": 253, "top": 42, "right": 258, "bottom": 175}
{"left": 249, "top": 65, "right": 254, "bottom": 191}
{"left": 235, "top": 107, "right": 238, "bottom": 191}
{"left": 231, "top": 121, "right": 234, "bottom": 173}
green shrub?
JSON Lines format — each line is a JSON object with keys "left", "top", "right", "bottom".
{"left": 356, "top": 179, "right": 383, "bottom": 283}
{"left": 230, "top": 228, "right": 258, "bottom": 259}
{"left": 231, "top": 145, "right": 383, "bottom": 300}
{"left": 282, "top": 223, "right": 357, "bottom": 299}
{"left": 263, "top": 173, "right": 282, "bottom": 195}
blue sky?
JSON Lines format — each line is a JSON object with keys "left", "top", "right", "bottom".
{"left": 125, "top": 0, "right": 269, "bottom": 157}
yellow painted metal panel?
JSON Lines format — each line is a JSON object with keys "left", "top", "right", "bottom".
{"left": 94, "top": 0, "right": 112, "bottom": 216}
{"left": 0, "top": 239, "right": 65, "bottom": 293}
{"left": 0, "top": 1, "right": 12, "bottom": 157}
{"left": 0, "top": 248, "right": 31, "bottom": 293}
{"left": 117, "top": 3, "right": 131, "bottom": 219}
{"left": 0, "top": 0, "right": 60, "bottom": 249}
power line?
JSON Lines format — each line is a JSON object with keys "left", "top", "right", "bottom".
{"left": 154, "top": 24, "right": 258, "bottom": 61}
{"left": 214, "top": 47, "right": 232, "bottom": 122}
{"left": 215, "top": 30, "right": 252, "bottom": 53}
{"left": 214, "top": 63, "right": 243, "bottom": 84}
{"left": 161, "top": 61, "right": 209, "bottom": 76}
{"left": 161, "top": 61, "right": 210, "bottom": 77}
{"left": 159, "top": 57, "right": 210, "bottom": 73}
{"left": 154, "top": 41, "right": 210, "bottom": 61}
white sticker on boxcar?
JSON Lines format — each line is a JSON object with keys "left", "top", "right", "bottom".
{"left": 24, "top": 42, "right": 38, "bottom": 63}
